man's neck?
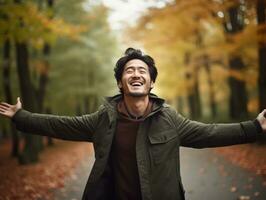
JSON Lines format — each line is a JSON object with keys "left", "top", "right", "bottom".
{"left": 123, "top": 94, "right": 149, "bottom": 118}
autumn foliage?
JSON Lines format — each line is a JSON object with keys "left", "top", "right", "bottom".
{"left": 125, "top": 0, "right": 266, "bottom": 120}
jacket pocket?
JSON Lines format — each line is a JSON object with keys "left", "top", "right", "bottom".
{"left": 148, "top": 129, "right": 179, "bottom": 164}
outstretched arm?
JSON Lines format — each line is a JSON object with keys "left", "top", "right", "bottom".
{"left": 0, "top": 97, "right": 99, "bottom": 142}
{"left": 171, "top": 109, "right": 265, "bottom": 148}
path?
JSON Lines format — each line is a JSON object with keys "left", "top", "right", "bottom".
{"left": 52, "top": 154, "right": 94, "bottom": 200}
{"left": 180, "top": 147, "right": 266, "bottom": 200}
{"left": 53, "top": 147, "right": 266, "bottom": 200}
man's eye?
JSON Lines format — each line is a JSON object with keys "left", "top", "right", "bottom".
{"left": 126, "top": 69, "right": 133, "bottom": 73}
{"left": 140, "top": 70, "right": 146, "bottom": 74}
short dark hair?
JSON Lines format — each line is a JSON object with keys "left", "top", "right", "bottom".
{"left": 114, "top": 48, "right": 158, "bottom": 84}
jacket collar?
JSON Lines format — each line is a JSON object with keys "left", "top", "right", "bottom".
{"left": 103, "top": 93, "right": 165, "bottom": 122}
{"left": 103, "top": 93, "right": 165, "bottom": 109}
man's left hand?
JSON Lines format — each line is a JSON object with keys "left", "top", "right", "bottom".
{"left": 256, "top": 109, "right": 266, "bottom": 133}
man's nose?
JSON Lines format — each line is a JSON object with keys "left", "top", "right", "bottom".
{"left": 132, "top": 70, "right": 141, "bottom": 77}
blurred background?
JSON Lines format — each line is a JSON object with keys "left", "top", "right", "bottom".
{"left": 0, "top": 0, "right": 266, "bottom": 199}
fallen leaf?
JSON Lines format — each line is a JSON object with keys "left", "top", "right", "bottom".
{"left": 230, "top": 186, "right": 237, "bottom": 192}
{"left": 237, "top": 195, "right": 250, "bottom": 200}
{"left": 254, "top": 191, "right": 260, "bottom": 196}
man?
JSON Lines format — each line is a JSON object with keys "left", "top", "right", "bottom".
{"left": 0, "top": 48, "right": 265, "bottom": 200}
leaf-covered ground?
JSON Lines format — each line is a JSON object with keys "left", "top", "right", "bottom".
{"left": 214, "top": 143, "right": 266, "bottom": 181}
{"left": 0, "top": 139, "right": 93, "bottom": 200}
{"left": 0, "top": 139, "right": 265, "bottom": 200}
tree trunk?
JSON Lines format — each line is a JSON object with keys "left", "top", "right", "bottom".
{"left": 257, "top": 0, "right": 266, "bottom": 142}
{"left": 93, "top": 95, "right": 99, "bottom": 112}
{"left": 37, "top": 0, "right": 53, "bottom": 112}
{"left": 228, "top": 57, "right": 248, "bottom": 119}
{"left": 15, "top": 42, "right": 40, "bottom": 164}
{"left": 37, "top": 45, "right": 50, "bottom": 112}
{"left": 193, "top": 66, "right": 202, "bottom": 119}
{"left": 2, "top": 39, "right": 20, "bottom": 157}
{"left": 176, "top": 96, "right": 184, "bottom": 115}
{"left": 203, "top": 55, "right": 217, "bottom": 118}
{"left": 35, "top": 42, "right": 51, "bottom": 151}
{"left": 35, "top": 0, "right": 54, "bottom": 150}
{"left": 192, "top": 30, "right": 204, "bottom": 120}
{"left": 76, "top": 102, "right": 82, "bottom": 116}
{"left": 84, "top": 95, "right": 89, "bottom": 114}
{"left": 89, "top": 95, "right": 98, "bottom": 113}
{"left": 184, "top": 52, "right": 202, "bottom": 119}
{"left": 257, "top": 0, "right": 266, "bottom": 112}
{"left": 224, "top": 5, "right": 248, "bottom": 120}
{"left": 45, "top": 107, "right": 54, "bottom": 146}
{"left": 1, "top": 123, "right": 8, "bottom": 139}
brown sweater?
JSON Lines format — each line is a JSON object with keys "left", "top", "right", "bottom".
{"left": 111, "top": 100, "right": 153, "bottom": 200}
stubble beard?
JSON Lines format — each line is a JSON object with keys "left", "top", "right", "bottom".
{"left": 127, "top": 86, "right": 151, "bottom": 97}
{"left": 128, "top": 91, "right": 149, "bottom": 97}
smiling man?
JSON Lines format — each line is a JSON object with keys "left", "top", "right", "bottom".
{"left": 120, "top": 59, "right": 153, "bottom": 96}
{"left": 0, "top": 48, "right": 266, "bottom": 200}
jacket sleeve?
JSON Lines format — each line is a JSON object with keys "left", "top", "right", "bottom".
{"left": 171, "top": 110, "right": 262, "bottom": 148}
{"left": 11, "top": 109, "right": 99, "bottom": 142}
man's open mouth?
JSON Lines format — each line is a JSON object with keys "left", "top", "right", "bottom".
{"left": 130, "top": 82, "right": 143, "bottom": 86}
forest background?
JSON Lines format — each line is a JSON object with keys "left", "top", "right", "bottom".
{"left": 0, "top": 0, "right": 265, "bottom": 198}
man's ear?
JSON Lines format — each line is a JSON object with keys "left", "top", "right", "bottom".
{"left": 150, "top": 81, "right": 154, "bottom": 89}
{"left": 118, "top": 81, "right": 122, "bottom": 89}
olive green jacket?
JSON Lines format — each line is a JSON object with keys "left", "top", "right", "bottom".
{"left": 12, "top": 94, "right": 261, "bottom": 200}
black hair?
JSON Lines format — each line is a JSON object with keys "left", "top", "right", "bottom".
{"left": 114, "top": 47, "right": 158, "bottom": 85}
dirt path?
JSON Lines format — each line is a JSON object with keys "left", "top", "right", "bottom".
{"left": 180, "top": 147, "right": 266, "bottom": 200}
{"left": 52, "top": 154, "right": 94, "bottom": 200}
{"left": 52, "top": 146, "right": 266, "bottom": 200}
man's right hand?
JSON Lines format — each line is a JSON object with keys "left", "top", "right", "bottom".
{"left": 0, "top": 97, "right": 22, "bottom": 118}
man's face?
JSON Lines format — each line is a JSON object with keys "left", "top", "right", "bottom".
{"left": 118, "top": 59, "right": 154, "bottom": 97}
